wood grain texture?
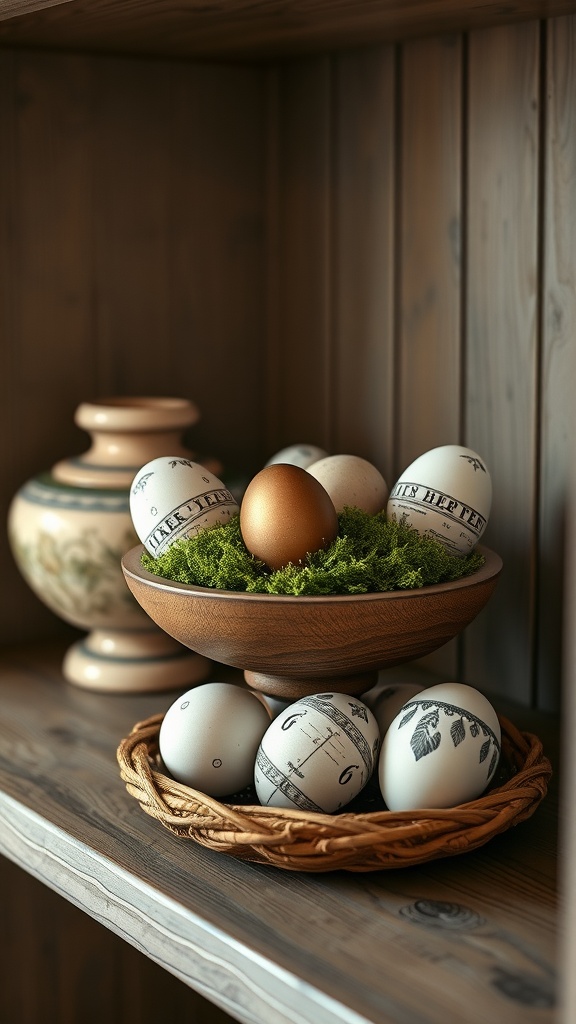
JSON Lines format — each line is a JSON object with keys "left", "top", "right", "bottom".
{"left": 397, "top": 33, "right": 463, "bottom": 468}
{"left": 1, "top": 0, "right": 576, "bottom": 59}
{"left": 0, "top": 51, "right": 97, "bottom": 648}
{"left": 559, "top": 411, "right": 576, "bottom": 1023}
{"left": 331, "top": 46, "right": 396, "bottom": 480}
{"left": 1, "top": 20, "right": 575, "bottom": 720}
{"left": 396, "top": 34, "right": 463, "bottom": 680}
{"left": 166, "top": 62, "right": 266, "bottom": 475}
{"left": 462, "top": 22, "right": 541, "bottom": 704}
{"left": 121, "top": 543, "right": 502, "bottom": 700}
{"left": 89, "top": 56, "right": 266, "bottom": 475}
{"left": 1, "top": 49, "right": 265, "bottom": 646}
{"left": 537, "top": 16, "right": 576, "bottom": 712}
{"left": 265, "top": 57, "right": 333, "bottom": 457}
{"left": 0, "top": 643, "right": 560, "bottom": 1024}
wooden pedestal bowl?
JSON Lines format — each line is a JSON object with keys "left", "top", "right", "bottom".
{"left": 121, "top": 544, "right": 502, "bottom": 701}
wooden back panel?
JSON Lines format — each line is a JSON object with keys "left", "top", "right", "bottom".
{"left": 1, "top": 16, "right": 574, "bottom": 712}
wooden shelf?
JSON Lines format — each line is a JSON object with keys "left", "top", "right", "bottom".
{"left": 0, "top": 641, "right": 560, "bottom": 1023}
{"left": 1, "top": 0, "right": 576, "bottom": 59}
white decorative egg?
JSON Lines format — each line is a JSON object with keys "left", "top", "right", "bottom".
{"left": 130, "top": 456, "right": 239, "bottom": 556}
{"left": 362, "top": 680, "right": 425, "bottom": 736}
{"left": 306, "top": 454, "right": 389, "bottom": 514}
{"left": 378, "top": 682, "right": 501, "bottom": 811}
{"left": 254, "top": 692, "right": 380, "bottom": 813}
{"left": 159, "top": 682, "right": 271, "bottom": 797}
{"left": 257, "top": 694, "right": 292, "bottom": 720}
{"left": 387, "top": 445, "right": 492, "bottom": 555}
{"left": 265, "top": 443, "right": 329, "bottom": 470}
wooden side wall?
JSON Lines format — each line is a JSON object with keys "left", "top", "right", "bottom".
{"left": 1, "top": 15, "right": 575, "bottom": 712}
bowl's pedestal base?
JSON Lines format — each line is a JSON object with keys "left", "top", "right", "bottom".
{"left": 244, "top": 668, "right": 379, "bottom": 702}
{"left": 63, "top": 628, "right": 212, "bottom": 693}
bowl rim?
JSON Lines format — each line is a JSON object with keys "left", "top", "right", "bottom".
{"left": 121, "top": 543, "right": 502, "bottom": 605}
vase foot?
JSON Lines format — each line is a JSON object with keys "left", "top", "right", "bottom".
{"left": 244, "top": 669, "right": 378, "bottom": 702}
{"left": 63, "top": 628, "right": 211, "bottom": 693}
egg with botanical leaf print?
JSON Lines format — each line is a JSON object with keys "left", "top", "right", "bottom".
{"left": 378, "top": 682, "right": 501, "bottom": 811}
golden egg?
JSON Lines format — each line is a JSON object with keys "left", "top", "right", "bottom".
{"left": 240, "top": 464, "right": 338, "bottom": 570}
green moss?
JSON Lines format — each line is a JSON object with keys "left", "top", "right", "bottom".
{"left": 141, "top": 508, "right": 484, "bottom": 595}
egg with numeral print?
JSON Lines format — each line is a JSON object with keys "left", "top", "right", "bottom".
{"left": 254, "top": 692, "right": 380, "bottom": 813}
{"left": 378, "top": 682, "right": 501, "bottom": 811}
{"left": 130, "top": 456, "right": 239, "bottom": 556}
{"left": 159, "top": 682, "right": 271, "bottom": 797}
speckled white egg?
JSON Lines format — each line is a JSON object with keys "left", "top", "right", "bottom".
{"left": 159, "top": 682, "right": 271, "bottom": 797}
{"left": 306, "top": 454, "right": 388, "bottom": 514}
{"left": 254, "top": 692, "right": 380, "bottom": 813}
{"left": 265, "top": 443, "right": 329, "bottom": 469}
{"left": 378, "top": 682, "right": 501, "bottom": 811}
{"left": 362, "top": 680, "right": 425, "bottom": 736}
{"left": 387, "top": 445, "right": 492, "bottom": 555}
{"left": 130, "top": 456, "right": 239, "bottom": 556}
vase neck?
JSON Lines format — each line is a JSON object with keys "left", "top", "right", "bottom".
{"left": 52, "top": 397, "right": 199, "bottom": 489}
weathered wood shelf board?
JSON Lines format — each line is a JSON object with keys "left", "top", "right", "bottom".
{"left": 0, "top": 642, "right": 559, "bottom": 1024}
{"left": 1, "top": 0, "right": 576, "bottom": 58}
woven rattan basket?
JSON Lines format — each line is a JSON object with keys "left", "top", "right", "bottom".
{"left": 117, "top": 712, "right": 551, "bottom": 872}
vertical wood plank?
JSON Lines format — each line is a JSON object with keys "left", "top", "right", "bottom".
{"left": 463, "top": 22, "right": 540, "bottom": 703}
{"left": 265, "top": 57, "right": 332, "bottom": 460}
{"left": 166, "top": 62, "right": 266, "bottom": 476}
{"left": 538, "top": 16, "right": 576, "bottom": 712}
{"left": 560, "top": 433, "right": 576, "bottom": 1021}
{"left": 331, "top": 46, "right": 396, "bottom": 482}
{"left": 0, "top": 50, "right": 96, "bottom": 646}
{"left": 0, "top": 51, "right": 266, "bottom": 648}
{"left": 92, "top": 57, "right": 265, "bottom": 474}
{"left": 90, "top": 56, "right": 173, "bottom": 398}
{"left": 397, "top": 33, "right": 463, "bottom": 468}
{"left": 397, "top": 33, "right": 463, "bottom": 678}
{"left": 548, "top": 20, "right": 576, "bottom": 1017}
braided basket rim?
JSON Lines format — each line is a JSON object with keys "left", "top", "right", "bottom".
{"left": 117, "top": 712, "right": 552, "bottom": 873}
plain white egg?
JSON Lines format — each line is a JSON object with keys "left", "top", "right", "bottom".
{"left": 362, "top": 680, "right": 425, "bottom": 736}
{"left": 306, "top": 454, "right": 388, "bottom": 514}
{"left": 254, "top": 691, "right": 380, "bottom": 813}
{"left": 378, "top": 682, "right": 501, "bottom": 811}
{"left": 256, "top": 693, "right": 293, "bottom": 720}
{"left": 130, "top": 456, "right": 239, "bottom": 556}
{"left": 159, "top": 682, "right": 271, "bottom": 796}
{"left": 387, "top": 444, "right": 492, "bottom": 555}
{"left": 265, "top": 443, "right": 329, "bottom": 470}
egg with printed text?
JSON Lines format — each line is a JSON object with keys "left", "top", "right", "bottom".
{"left": 378, "top": 682, "right": 501, "bottom": 811}
{"left": 387, "top": 445, "right": 492, "bottom": 556}
{"left": 254, "top": 692, "right": 380, "bottom": 813}
{"left": 130, "top": 456, "right": 239, "bottom": 557}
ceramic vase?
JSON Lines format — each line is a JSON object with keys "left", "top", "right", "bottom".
{"left": 8, "top": 396, "right": 214, "bottom": 693}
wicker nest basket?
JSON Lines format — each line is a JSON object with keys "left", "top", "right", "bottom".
{"left": 117, "top": 712, "right": 552, "bottom": 873}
